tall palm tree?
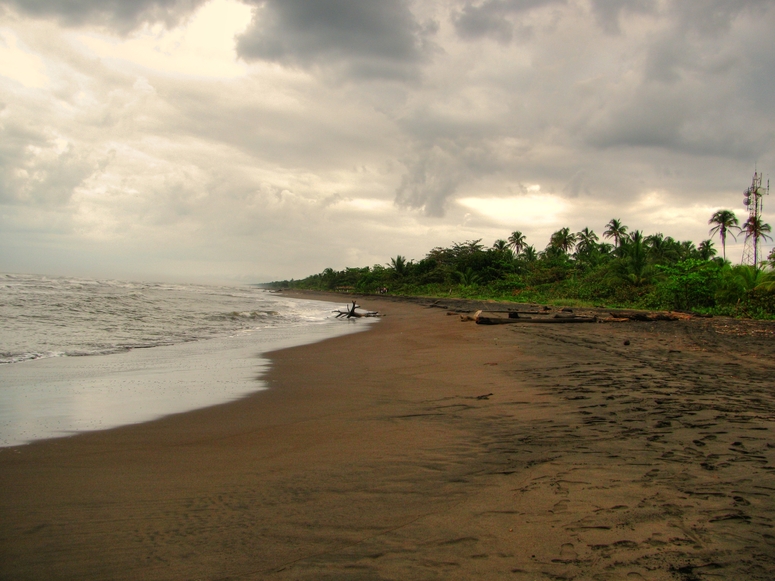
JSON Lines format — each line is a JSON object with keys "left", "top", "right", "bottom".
{"left": 742, "top": 215, "right": 773, "bottom": 266}
{"left": 549, "top": 227, "right": 578, "bottom": 254}
{"left": 603, "top": 218, "right": 628, "bottom": 249}
{"left": 507, "top": 231, "right": 526, "bottom": 256}
{"left": 575, "top": 227, "right": 599, "bottom": 255}
{"left": 708, "top": 209, "right": 740, "bottom": 261}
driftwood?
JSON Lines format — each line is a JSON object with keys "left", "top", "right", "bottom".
{"left": 476, "top": 316, "right": 597, "bottom": 324}
{"left": 474, "top": 310, "right": 596, "bottom": 324}
{"left": 334, "top": 301, "right": 381, "bottom": 318}
{"left": 468, "top": 308, "right": 689, "bottom": 324}
{"left": 598, "top": 311, "right": 691, "bottom": 322}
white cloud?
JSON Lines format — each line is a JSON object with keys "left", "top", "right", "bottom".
{"left": 0, "top": 29, "right": 49, "bottom": 88}
{"left": 72, "top": 0, "right": 252, "bottom": 79}
{"left": 458, "top": 193, "right": 570, "bottom": 227}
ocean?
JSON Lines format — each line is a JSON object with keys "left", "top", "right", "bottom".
{"left": 0, "top": 274, "right": 372, "bottom": 447}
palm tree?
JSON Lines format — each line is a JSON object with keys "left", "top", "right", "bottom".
{"left": 390, "top": 255, "right": 408, "bottom": 276}
{"left": 645, "top": 233, "right": 669, "bottom": 263}
{"left": 742, "top": 215, "right": 773, "bottom": 266}
{"left": 522, "top": 245, "right": 538, "bottom": 262}
{"left": 757, "top": 269, "right": 775, "bottom": 292}
{"left": 548, "top": 227, "right": 578, "bottom": 254}
{"left": 603, "top": 218, "right": 628, "bottom": 249}
{"left": 452, "top": 239, "right": 484, "bottom": 255}
{"left": 597, "top": 242, "right": 614, "bottom": 256}
{"left": 679, "top": 240, "right": 697, "bottom": 260}
{"left": 708, "top": 209, "right": 740, "bottom": 261}
{"left": 466, "top": 239, "right": 484, "bottom": 252}
{"left": 717, "top": 264, "right": 771, "bottom": 303}
{"left": 575, "top": 227, "right": 599, "bottom": 255}
{"left": 614, "top": 230, "right": 656, "bottom": 286}
{"left": 698, "top": 240, "right": 716, "bottom": 260}
{"left": 507, "top": 231, "right": 526, "bottom": 256}
{"left": 455, "top": 267, "right": 481, "bottom": 287}
{"left": 492, "top": 239, "right": 513, "bottom": 259}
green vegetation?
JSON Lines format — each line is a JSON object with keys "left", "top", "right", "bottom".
{"left": 272, "top": 214, "right": 775, "bottom": 318}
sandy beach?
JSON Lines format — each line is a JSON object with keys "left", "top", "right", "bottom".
{"left": 2, "top": 292, "right": 775, "bottom": 580}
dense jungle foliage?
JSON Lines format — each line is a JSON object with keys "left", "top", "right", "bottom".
{"left": 271, "top": 216, "right": 775, "bottom": 318}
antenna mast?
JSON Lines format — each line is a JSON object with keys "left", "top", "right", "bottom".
{"left": 741, "top": 171, "right": 769, "bottom": 266}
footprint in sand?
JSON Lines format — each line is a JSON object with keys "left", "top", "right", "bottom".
{"left": 559, "top": 543, "right": 578, "bottom": 561}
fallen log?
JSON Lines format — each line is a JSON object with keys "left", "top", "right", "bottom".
{"left": 475, "top": 311, "right": 596, "bottom": 324}
{"left": 604, "top": 311, "right": 691, "bottom": 322}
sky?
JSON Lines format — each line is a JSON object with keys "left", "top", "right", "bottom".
{"left": 1, "top": 0, "right": 774, "bottom": 284}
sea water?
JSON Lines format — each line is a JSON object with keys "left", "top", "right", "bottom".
{"left": 0, "top": 273, "right": 372, "bottom": 447}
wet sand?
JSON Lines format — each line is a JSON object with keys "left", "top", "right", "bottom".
{"left": 1, "top": 293, "right": 774, "bottom": 580}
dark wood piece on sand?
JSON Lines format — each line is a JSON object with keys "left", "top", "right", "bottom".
{"left": 334, "top": 301, "right": 381, "bottom": 318}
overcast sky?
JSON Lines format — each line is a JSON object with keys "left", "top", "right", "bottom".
{"left": 1, "top": 0, "right": 774, "bottom": 283}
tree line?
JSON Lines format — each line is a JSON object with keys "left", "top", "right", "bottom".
{"left": 272, "top": 213, "right": 775, "bottom": 318}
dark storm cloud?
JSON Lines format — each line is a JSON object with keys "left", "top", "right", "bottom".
{"left": 236, "top": 0, "right": 437, "bottom": 80}
{"left": 394, "top": 132, "right": 511, "bottom": 217}
{"left": 400, "top": 0, "right": 775, "bottom": 217}
{"left": 395, "top": 146, "right": 461, "bottom": 217}
{"left": 0, "top": 0, "right": 207, "bottom": 32}
{"left": 453, "top": 0, "right": 564, "bottom": 42}
{"left": 586, "top": 1, "right": 775, "bottom": 159}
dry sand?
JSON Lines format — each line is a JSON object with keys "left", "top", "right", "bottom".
{"left": 1, "top": 292, "right": 775, "bottom": 580}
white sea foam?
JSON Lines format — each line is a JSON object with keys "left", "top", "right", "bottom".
{"left": 0, "top": 274, "right": 374, "bottom": 446}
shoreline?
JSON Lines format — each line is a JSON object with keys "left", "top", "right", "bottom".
{"left": 1, "top": 294, "right": 774, "bottom": 579}
{"left": 0, "top": 293, "right": 370, "bottom": 448}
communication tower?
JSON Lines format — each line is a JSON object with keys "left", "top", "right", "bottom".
{"left": 741, "top": 171, "right": 769, "bottom": 266}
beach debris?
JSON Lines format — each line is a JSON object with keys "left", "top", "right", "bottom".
{"left": 333, "top": 300, "right": 382, "bottom": 318}
{"left": 598, "top": 311, "right": 691, "bottom": 322}
{"left": 474, "top": 310, "right": 596, "bottom": 324}
{"left": 448, "top": 302, "right": 694, "bottom": 324}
